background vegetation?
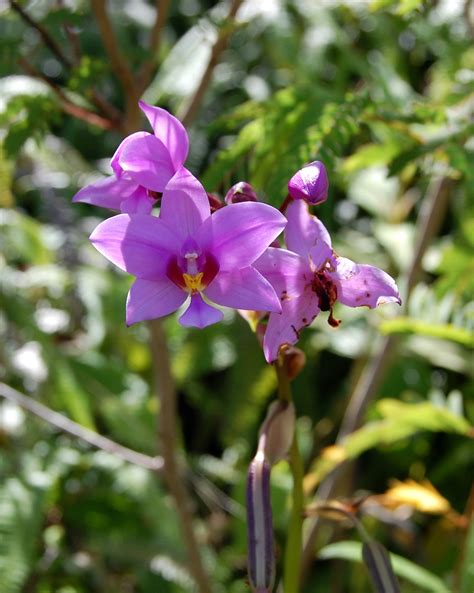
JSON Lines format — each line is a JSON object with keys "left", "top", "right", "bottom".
{"left": 0, "top": 1, "right": 473, "bottom": 592}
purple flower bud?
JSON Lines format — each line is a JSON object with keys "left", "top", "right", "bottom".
{"left": 225, "top": 181, "right": 259, "bottom": 204}
{"left": 247, "top": 455, "right": 275, "bottom": 593}
{"left": 259, "top": 401, "right": 295, "bottom": 465}
{"left": 288, "top": 160, "right": 329, "bottom": 205}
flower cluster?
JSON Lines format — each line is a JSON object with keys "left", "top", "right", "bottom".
{"left": 75, "top": 101, "right": 400, "bottom": 362}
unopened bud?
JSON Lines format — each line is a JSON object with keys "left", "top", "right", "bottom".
{"left": 288, "top": 160, "right": 328, "bottom": 205}
{"left": 207, "top": 192, "right": 223, "bottom": 212}
{"left": 246, "top": 455, "right": 275, "bottom": 593}
{"left": 279, "top": 345, "right": 306, "bottom": 380}
{"left": 259, "top": 401, "right": 296, "bottom": 466}
{"left": 225, "top": 181, "right": 259, "bottom": 204}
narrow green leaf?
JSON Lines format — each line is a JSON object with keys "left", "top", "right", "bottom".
{"left": 362, "top": 541, "right": 401, "bottom": 593}
{"left": 318, "top": 541, "right": 451, "bottom": 593}
{"left": 380, "top": 317, "right": 474, "bottom": 347}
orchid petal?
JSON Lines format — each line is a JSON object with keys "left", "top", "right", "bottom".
{"left": 254, "top": 247, "right": 310, "bottom": 300}
{"left": 111, "top": 131, "right": 150, "bottom": 177}
{"left": 309, "top": 241, "right": 334, "bottom": 272}
{"left": 204, "top": 266, "right": 281, "bottom": 313}
{"left": 72, "top": 175, "right": 138, "bottom": 210}
{"left": 179, "top": 293, "right": 223, "bottom": 328}
{"left": 197, "top": 202, "right": 286, "bottom": 271}
{"left": 263, "top": 288, "right": 320, "bottom": 362}
{"left": 139, "top": 101, "right": 189, "bottom": 169}
{"left": 89, "top": 214, "right": 180, "bottom": 280}
{"left": 285, "top": 200, "right": 332, "bottom": 257}
{"left": 160, "top": 168, "right": 211, "bottom": 241}
{"left": 117, "top": 134, "right": 176, "bottom": 192}
{"left": 332, "top": 257, "right": 401, "bottom": 308}
{"left": 120, "top": 186, "right": 154, "bottom": 214}
{"left": 126, "top": 278, "right": 187, "bottom": 325}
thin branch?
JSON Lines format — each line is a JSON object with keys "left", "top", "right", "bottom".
{"left": 10, "top": 0, "right": 72, "bottom": 69}
{"left": 18, "top": 57, "right": 119, "bottom": 131}
{"left": 149, "top": 319, "right": 213, "bottom": 593}
{"left": 0, "top": 382, "right": 163, "bottom": 471}
{"left": 179, "top": 0, "right": 244, "bottom": 127}
{"left": 299, "top": 175, "right": 454, "bottom": 583}
{"left": 137, "top": 0, "right": 171, "bottom": 94}
{"left": 11, "top": 1, "right": 123, "bottom": 127}
{"left": 90, "top": 0, "right": 140, "bottom": 132}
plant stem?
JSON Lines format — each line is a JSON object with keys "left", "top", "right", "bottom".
{"left": 179, "top": 0, "right": 244, "bottom": 126}
{"left": 149, "top": 319, "right": 213, "bottom": 593}
{"left": 275, "top": 358, "right": 304, "bottom": 593}
{"left": 0, "top": 382, "right": 163, "bottom": 471}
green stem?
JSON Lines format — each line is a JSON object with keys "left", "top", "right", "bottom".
{"left": 275, "top": 358, "right": 304, "bottom": 593}
{"left": 284, "top": 432, "right": 305, "bottom": 593}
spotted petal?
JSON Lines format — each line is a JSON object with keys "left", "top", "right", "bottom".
{"left": 139, "top": 101, "right": 189, "bottom": 169}
{"left": 285, "top": 200, "right": 331, "bottom": 258}
{"left": 126, "top": 278, "right": 187, "bottom": 325}
{"left": 254, "top": 247, "right": 310, "bottom": 300}
{"left": 263, "top": 288, "right": 320, "bottom": 362}
{"left": 331, "top": 257, "right": 401, "bottom": 308}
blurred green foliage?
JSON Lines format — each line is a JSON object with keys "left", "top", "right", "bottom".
{"left": 0, "top": 1, "right": 473, "bottom": 592}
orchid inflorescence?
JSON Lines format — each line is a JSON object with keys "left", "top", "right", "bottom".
{"left": 74, "top": 101, "right": 402, "bottom": 592}
{"left": 74, "top": 100, "right": 400, "bottom": 363}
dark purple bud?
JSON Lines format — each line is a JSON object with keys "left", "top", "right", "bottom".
{"left": 225, "top": 181, "right": 259, "bottom": 204}
{"left": 207, "top": 192, "right": 224, "bottom": 212}
{"left": 288, "top": 160, "right": 329, "bottom": 205}
{"left": 246, "top": 455, "right": 275, "bottom": 592}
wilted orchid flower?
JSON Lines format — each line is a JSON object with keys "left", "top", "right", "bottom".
{"left": 89, "top": 169, "right": 286, "bottom": 328}
{"left": 288, "top": 160, "right": 329, "bottom": 205}
{"left": 255, "top": 200, "right": 401, "bottom": 362}
{"left": 73, "top": 101, "right": 190, "bottom": 214}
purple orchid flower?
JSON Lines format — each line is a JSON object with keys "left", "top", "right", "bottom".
{"left": 72, "top": 101, "right": 190, "bottom": 214}
{"left": 89, "top": 169, "right": 286, "bottom": 328}
{"left": 255, "top": 200, "right": 401, "bottom": 362}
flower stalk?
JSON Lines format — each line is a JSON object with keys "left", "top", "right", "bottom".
{"left": 275, "top": 353, "right": 305, "bottom": 593}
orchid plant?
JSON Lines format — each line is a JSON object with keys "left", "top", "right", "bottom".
{"left": 74, "top": 101, "right": 401, "bottom": 593}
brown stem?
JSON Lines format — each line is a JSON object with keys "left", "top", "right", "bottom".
{"left": 10, "top": 0, "right": 72, "bottom": 69}
{"left": 179, "top": 0, "right": 244, "bottom": 127}
{"left": 0, "top": 382, "right": 163, "bottom": 471}
{"left": 149, "top": 319, "right": 213, "bottom": 593}
{"left": 137, "top": 0, "right": 171, "bottom": 94}
{"left": 90, "top": 0, "right": 140, "bottom": 132}
{"left": 18, "top": 57, "right": 119, "bottom": 131}
{"left": 299, "top": 175, "right": 454, "bottom": 583}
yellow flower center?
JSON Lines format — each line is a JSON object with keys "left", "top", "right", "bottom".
{"left": 183, "top": 272, "right": 204, "bottom": 293}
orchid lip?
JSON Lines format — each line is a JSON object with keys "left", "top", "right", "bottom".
{"left": 166, "top": 252, "right": 219, "bottom": 294}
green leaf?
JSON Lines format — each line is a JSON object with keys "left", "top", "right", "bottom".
{"left": 318, "top": 541, "right": 451, "bottom": 593}
{"left": 460, "top": 511, "right": 474, "bottom": 593}
{"left": 308, "top": 399, "right": 472, "bottom": 485}
{"left": 0, "top": 479, "right": 48, "bottom": 593}
{"left": 380, "top": 317, "right": 474, "bottom": 347}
